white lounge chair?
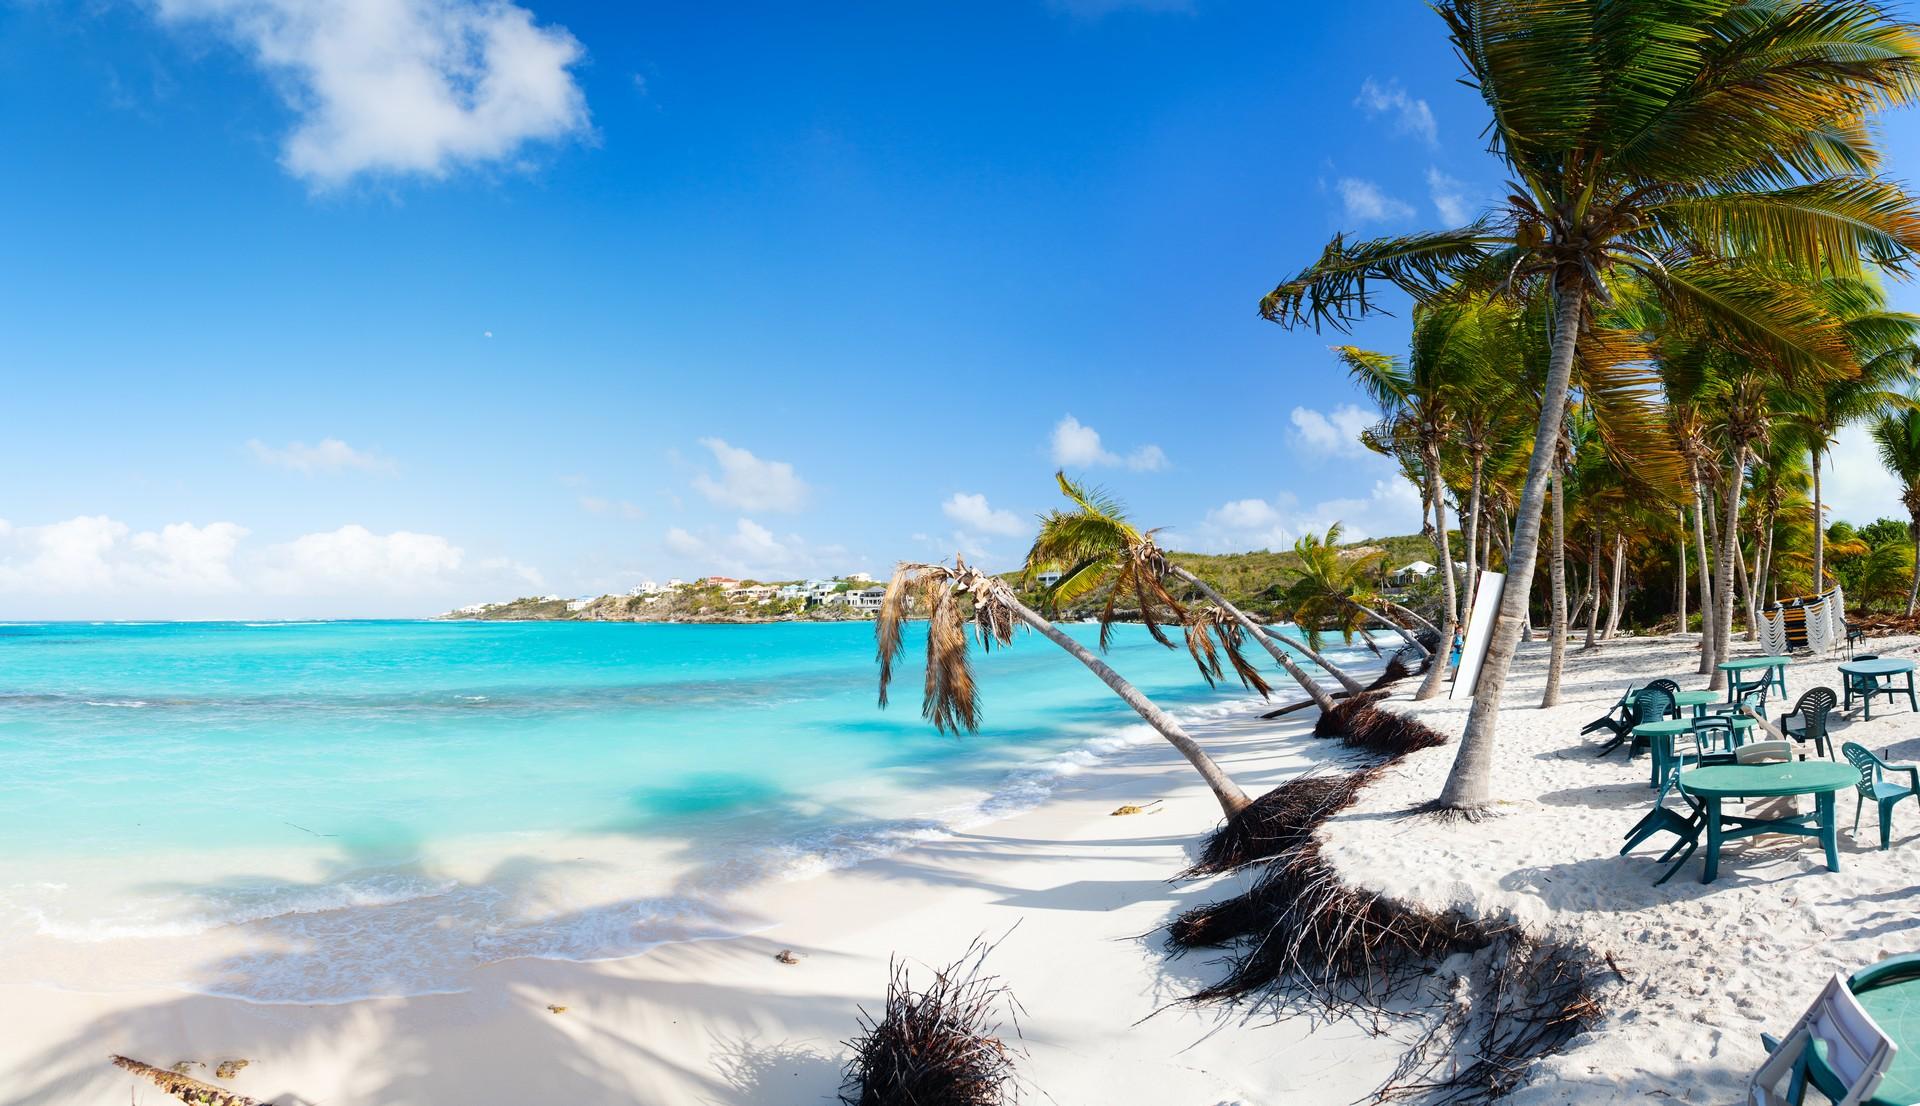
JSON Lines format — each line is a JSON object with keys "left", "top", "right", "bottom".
{"left": 1749, "top": 973, "right": 1897, "bottom": 1106}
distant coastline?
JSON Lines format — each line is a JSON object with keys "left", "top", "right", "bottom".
{"left": 439, "top": 575, "right": 885, "bottom": 623}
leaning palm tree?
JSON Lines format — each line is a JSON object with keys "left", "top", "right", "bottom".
{"left": 1278, "top": 522, "right": 1431, "bottom": 662}
{"left": 876, "top": 558, "right": 1259, "bottom": 816}
{"left": 1872, "top": 407, "right": 1920, "bottom": 614}
{"left": 1026, "top": 474, "right": 1368, "bottom": 711}
{"left": 1262, "top": 0, "right": 1920, "bottom": 810}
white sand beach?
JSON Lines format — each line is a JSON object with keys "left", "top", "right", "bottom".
{"left": 1324, "top": 632, "right": 1920, "bottom": 1104}
{"left": 16, "top": 631, "right": 1920, "bottom": 1105}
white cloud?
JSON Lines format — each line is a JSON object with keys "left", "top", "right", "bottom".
{"left": 664, "top": 527, "right": 705, "bottom": 557}
{"left": 155, "top": 0, "right": 590, "bottom": 187}
{"left": 579, "top": 495, "right": 645, "bottom": 520}
{"left": 248, "top": 437, "right": 393, "bottom": 474}
{"left": 1337, "top": 178, "right": 1414, "bottom": 224}
{"left": 130, "top": 521, "right": 250, "bottom": 589}
{"left": 1427, "top": 166, "right": 1472, "bottom": 224}
{"left": 0, "top": 514, "right": 542, "bottom": 616}
{"left": 1355, "top": 78, "right": 1437, "bottom": 146}
{"left": 942, "top": 493, "right": 1027, "bottom": 538}
{"left": 477, "top": 555, "right": 544, "bottom": 589}
{"left": 660, "top": 518, "right": 850, "bottom": 579}
{"left": 690, "top": 438, "right": 809, "bottom": 512}
{"left": 1170, "top": 479, "right": 1424, "bottom": 554}
{"left": 1049, "top": 415, "right": 1169, "bottom": 472}
{"left": 1826, "top": 424, "right": 1906, "bottom": 526}
{"left": 1289, "top": 404, "right": 1376, "bottom": 458}
{"left": 264, "top": 524, "right": 463, "bottom": 591}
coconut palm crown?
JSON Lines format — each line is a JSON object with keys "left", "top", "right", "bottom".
{"left": 1025, "top": 472, "right": 1363, "bottom": 713}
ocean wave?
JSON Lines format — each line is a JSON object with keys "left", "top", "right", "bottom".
{"left": 21, "top": 872, "right": 462, "bottom": 942}
{"left": 82, "top": 699, "right": 147, "bottom": 709}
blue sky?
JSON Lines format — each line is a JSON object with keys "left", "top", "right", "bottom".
{"left": 4, "top": 0, "right": 1919, "bottom": 618}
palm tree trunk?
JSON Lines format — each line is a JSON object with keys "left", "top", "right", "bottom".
{"left": 1813, "top": 446, "right": 1825, "bottom": 591}
{"left": 1603, "top": 532, "right": 1625, "bottom": 640}
{"left": 1542, "top": 469, "right": 1568, "bottom": 707}
{"left": 1416, "top": 446, "right": 1459, "bottom": 701}
{"left": 1166, "top": 565, "right": 1348, "bottom": 711}
{"left": 1735, "top": 537, "right": 1757, "bottom": 643}
{"left": 1675, "top": 507, "right": 1688, "bottom": 636}
{"left": 1439, "top": 283, "right": 1582, "bottom": 810}
{"left": 1387, "top": 600, "right": 1441, "bottom": 636}
{"left": 1908, "top": 524, "right": 1919, "bottom": 616}
{"left": 1693, "top": 488, "right": 1715, "bottom": 675}
{"left": 1583, "top": 530, "right": 1603, "bottom": 650}
{"left": 1759, "top": 515, "right": 1775, "bottom": 609}
{"left": 1463, "top": 455, "right": 1485, "bottom": 617}
{"left": 1006, "top": 601, "right": 1250, "bottom": 815}
{"left": 1711, "top": 447, "right": 1749, "bottom": 688}
{"left": 1350, "top": 599, "right": 1429, "bottom": 658}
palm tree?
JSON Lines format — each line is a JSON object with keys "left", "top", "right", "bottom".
{"left": 876, "top": 558, "right": 1258, "bottom": 816}
{"left": 1262, "top": 1, "right": 1920, "bottom": 809}
{"left": 1279, "top": 523, "right": 1432, "bottom": 662}
{"left": 1337, "top": 300, "right": 1510, "bottom": 699}
{"left": 1786, "top": 279, "right": 1920, "bottom": 589}
{"left": 1872, "top": 408, "right": 1920, "bottom": 614}
{"left": 1025, "top": 473, "right": 1364, "bottom": 715}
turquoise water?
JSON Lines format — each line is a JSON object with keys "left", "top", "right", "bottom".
{"left": 0, "top": 619, "right": 1360, "bottom": 1002}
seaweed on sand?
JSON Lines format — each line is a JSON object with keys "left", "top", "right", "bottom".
{"left": 839, "top": 935, "right": 1025, "bottom": 1106}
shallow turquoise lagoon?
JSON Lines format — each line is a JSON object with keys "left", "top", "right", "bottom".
{"left": 0, "top": 619, "right": 1363, "bottom": 1001}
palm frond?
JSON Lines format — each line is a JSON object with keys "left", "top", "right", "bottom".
{"left": 1260, "top": 227, "right": 1502, "bottom": 333}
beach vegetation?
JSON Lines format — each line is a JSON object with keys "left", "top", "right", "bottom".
{"left": 1263, "top": 0, "right": 1920, "bottom": 811}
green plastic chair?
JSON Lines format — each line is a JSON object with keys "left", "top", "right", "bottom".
{"left": 1621, "top": 769, "right": 1705, "bottom": 885}
{"left": 1841, "top": 742, "right": 1920, "bottom": 851}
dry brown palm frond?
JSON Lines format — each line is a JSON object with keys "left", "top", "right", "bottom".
{"left": 111, "top": 1056, "right": 262, "bottom": 1106}
{"left": 923, "top": 579, "right": 979, "bottom": 734}
{"left": 876, "top": 559, "right": 1030, "bottom": 736}
{"left": 1182, "top": 606, "right": 1273, "bottom": 699}
{"left": 875, "top": 567, "right": 918, "bottom": 707}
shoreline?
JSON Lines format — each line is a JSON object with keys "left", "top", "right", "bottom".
{"left": 6, "top": 667, "right": 1412, "bottom": 1104}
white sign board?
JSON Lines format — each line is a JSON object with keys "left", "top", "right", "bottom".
{"left": 1450, "top": 570, "right": 1505, "bottom": 701}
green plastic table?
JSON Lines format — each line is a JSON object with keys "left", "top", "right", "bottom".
{"left": 1840, "top": 657, "right": 1919, "bottom": 721}
{"left": 1717, "top": 655, "right": 1790, "bottom": 700}
{"left": 1679, "top": 761, "right": 1857, "bottom": 883}
{"left": 1633, "top": 716, "right": 1756, "bottom": 788}
{"left": 1848, "top": 957, "right": 1920, "bottom": 1106}
{"left": 1673, "top": 689, "right": 1720, "bottom": 718}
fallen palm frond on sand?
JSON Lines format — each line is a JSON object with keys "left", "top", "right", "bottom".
{"left": 1375, "top": 935, "right": 1607, "bottom": 1104}
{"left": 110, "top": 1056, "right": 262, "bottom": 1106}
{"left": 1171, "top": 690, "right": 1607, "bottom": 1102}
{"left": 1181, "top": 768, "right": 1378, "bottom": 878}
{"left": 1313, "top": 696, "right": 1450, "bottom": 758}
{"left": 839, "top": 935, "right": 1025, "bottom": 1106}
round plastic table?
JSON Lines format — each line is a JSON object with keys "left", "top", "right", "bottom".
{"left": 1672, "top": 689, "right": 1720, "bottom": 717}
{"left": 1849, "top": 957, "right": 1920, "bottom": 1105}
{"left": 1717, "top": 655, "right": 1790, "bottom": 699}
{"left": 1839, "top": 657, "right": 1919, "bottom": 721}
{"left": 1679, "top": 761, "right": 1858, "bottom": 883}
{"left": 1633, "top": 716, "right": 1756, "bottom": 788}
